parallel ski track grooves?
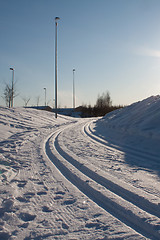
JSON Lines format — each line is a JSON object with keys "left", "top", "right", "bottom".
{"left": 45, "top": 124, "right": 160, "bottom": 240}
{"left": 82, "top": 122, "right": 160, "bottom": 218}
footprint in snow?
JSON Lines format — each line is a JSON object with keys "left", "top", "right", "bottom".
{"left": 85, "top": 221, "right": 101, "bottom": 229}
{"left": 54, "top": 195, "right": 63, "bottom": 200}
{"left": 62, "top": 198, "right": 77, "bottom": 205}
{"left": 17, "top": 180, "right": 27, "bottom": 188}
{"left": 0, "top": 199, "right": 15, "bottom": 218}
{"left": 19, "top": 212, "right": 36, "bottom": 222}
{"left": 16, "top": 196, "right": 30, "bottom": 203}
{"left": 37, "top": 191, "right": 47, "bottom": 196}
{"left": 23, "top": 192, "right": 35, "bottom": 199}
{"left": 62, "top": 222, "right": 69, "bottom": 230}
{"left": 11, "top": 179, "right": 27, "bottom": 188}
{"left": 19, "top": 222, "right": 29, "bottom": 228}
{"left": 93, "top": 213, "right": 103, "bottom": 218}
{"left": 2, "top": 198, "right": 14, "bottom": 211}
{"left": 54, "top": 191, "right": 65, "bottom": 200}
{"left": 55, "top": 191, "right": 65, "bottom": 195}
{"left": 16, "top": 192, "right": 35, "bottom": 202}
{"left": 42, "top": 206, "right": 52, "bottom": 212}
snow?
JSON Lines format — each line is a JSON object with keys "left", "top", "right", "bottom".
{"left": 0, "top": 96, "right": 160, "bottom": 239}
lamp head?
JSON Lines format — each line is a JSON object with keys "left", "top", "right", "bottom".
{"left": 55, "top": 17, "right": 60, "bottom": 22}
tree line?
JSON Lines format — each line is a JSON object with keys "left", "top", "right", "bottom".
{"left": 2, "top": 83, "right": 123, "bottom": 118}
{"left": 76, "top": 91, "right": 123, "bottom": 117}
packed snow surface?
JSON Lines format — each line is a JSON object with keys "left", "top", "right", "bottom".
{"left": 0, "top": 96, "right": 160, "bottom": 240}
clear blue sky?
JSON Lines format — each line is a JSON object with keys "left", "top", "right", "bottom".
{"left": 1, "top": 0, "right": 160, "bottom": 108}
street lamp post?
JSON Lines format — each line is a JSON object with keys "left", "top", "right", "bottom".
{"left": 10, "top": 67, "right": 14, "bottom": 107}
{"left": 44, "top": 88, "right": 46, "bottom": 107}
{"left": 55, "top": 17, "right": 60, "bottom": 118}
{"left": 73, "top": 69, "right": 75, "bottom": 109}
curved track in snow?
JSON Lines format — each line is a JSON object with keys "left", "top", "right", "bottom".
{"left": 45, "top": 119, "right": 160, "bottom": 240}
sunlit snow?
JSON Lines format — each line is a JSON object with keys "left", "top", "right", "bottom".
{"left": 0, "top": 96, "right": 160, "bottom": 239}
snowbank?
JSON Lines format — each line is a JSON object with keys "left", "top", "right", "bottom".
{"left": 102, "top": 95, "right": 160, "bottom": 140}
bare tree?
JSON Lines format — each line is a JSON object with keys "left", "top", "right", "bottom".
{"left": 22, "top": 97, "right": 31, "bottom": 107}
{"left": 36, "top": 96, "right": 40, "bottom": 107}
{"left": 96, "top": 91, "right": 112, "bottom": 108}
{"left": 3, "top": 83, "right": 12, "bottom": 108}
{"left": 3, "top": 81, "right": 18, "bottom": 108}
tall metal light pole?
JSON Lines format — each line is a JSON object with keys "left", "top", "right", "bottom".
{"left": 44, "top": 88, "right": 46, "bottom": 107}
{"left": 73, "top": 69, "right": 75, "bottom": 109}
{"left": 55, "top": 17, "right": 60, "bottom": 118}
{"left": 10, "top": 67, "right": 14, "bottom": 107}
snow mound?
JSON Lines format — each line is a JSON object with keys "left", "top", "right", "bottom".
{"left": 103, "top": 95, "right": 160, "bottom": 140}
{"left": 0, "top": 107, "right": 73, "bottom": 142}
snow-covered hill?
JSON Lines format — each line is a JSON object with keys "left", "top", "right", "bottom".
{"left": 103, "top": 95, "right": 160, "bottom": 139}
{"left": 92, "top": 95, "right": 160, "bottom": 158}
{"left": 0, "top": 96, "right": 160, "bottom": 239}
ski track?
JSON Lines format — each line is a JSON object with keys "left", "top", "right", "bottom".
{"left": 82, "top": 121, "right": 160, "bottom": 198}
{"left": 1, "top": 107, "right": 160, "bottom": 239}
{"left": 45, "top": 119, "right": 160, "bottom": 240}
{"left": 58, "top": 120, "right": 160, "bottom": 198}
{"left": 0, "top": 112, "right": 140, "bottom": 240}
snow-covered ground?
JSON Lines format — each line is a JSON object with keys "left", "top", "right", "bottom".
{"left": 0, "top": 96, "right": 160, "bottom": 240}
